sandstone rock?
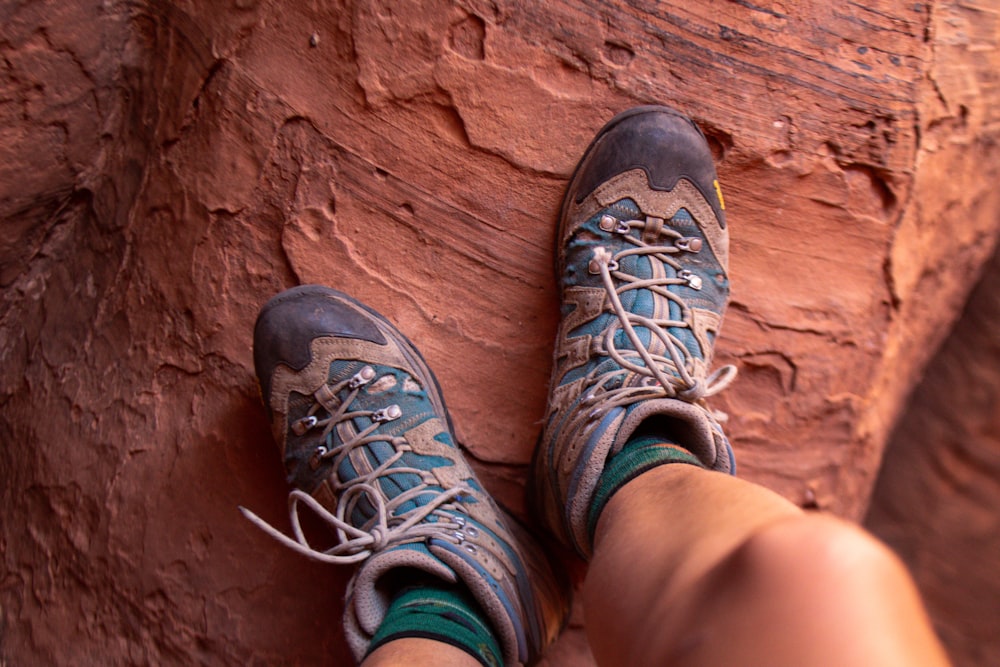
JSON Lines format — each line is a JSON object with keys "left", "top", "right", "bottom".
{"left": 867, "top": 245, "right": 1000, "bottom": 667}
{"left": 1, "top": 1, "right": 999, "bottom": 664}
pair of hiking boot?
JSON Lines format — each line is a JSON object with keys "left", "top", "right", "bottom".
{"left": 242, "top": 105, "right": 736, "bottom": 665}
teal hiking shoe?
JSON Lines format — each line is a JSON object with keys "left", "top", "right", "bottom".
{"left": 532, "top": 106, "right": 738, "bottom": 559}
{"left": 243, "top": 285, "right": 568, "bottom": 665}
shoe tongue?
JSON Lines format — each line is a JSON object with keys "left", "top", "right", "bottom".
{"left": 614, "top": 252, "right": 700, "bottom": 363}
{"left": 351, "top": 541, "right": 459, "bottom": 635}
{"left": 337, "top": 427, "right": 456, "bottom": 527}
{"left": 327, "top": 364, "right": 458, "bottom": 526}
{"left": 611, "top": 217, "right": 706, "bottom": 365}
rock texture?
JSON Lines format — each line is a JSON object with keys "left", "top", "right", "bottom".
{"left": 1, "top": 1, "right": 999, "bottom": 664}
{"left": 866, "top": 244, "right": 1000, "bottom": 667}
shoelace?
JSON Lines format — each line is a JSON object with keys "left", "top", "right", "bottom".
{"left": 583, "top": 213, "right": 737, "bottom": 407}
{"left": 241, "top": 366, "right": 471, "bottom": 564}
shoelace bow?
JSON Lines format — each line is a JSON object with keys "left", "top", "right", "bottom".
{"left": 241, "top": 366, "right": 471, "bottom": 565}
{"left": 582, "top": 213, "right": 736, "bottom": 409}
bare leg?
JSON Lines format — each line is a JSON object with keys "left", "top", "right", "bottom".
{"left": 584, "top": 465, "right": 951, "bottom": 667}
{"left": 362, "top": 638, "right": 480, "bottom": 667}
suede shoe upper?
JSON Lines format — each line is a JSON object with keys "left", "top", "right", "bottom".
{"left": 243, "top": 285, "right": 568, "bottom": 665}
{"left": 533, "top": 106, "right": 737, "bottom": 559}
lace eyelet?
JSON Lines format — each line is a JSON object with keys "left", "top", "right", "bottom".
{"left": 349, "top": 365, "right": 376, "bottom": 389}
{"left": 675, "top": 237, "right": 703, "bottom": 252}
{"left": 589, "top": 247, "right": 618, "bottom": 274}
{"left": 309, "top": 445, "right": 329, "bottom": 470}
{"left": 292, "top": 415, "right": 318, "bottom": 436}
{"left": 372, "top": 405, "right": 402, "bottom": 422}
{"left": 678, "top": 269, "right": 703, "bottom": 290}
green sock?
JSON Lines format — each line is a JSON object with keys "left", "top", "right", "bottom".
{"left": 367, "top": 579, "right": 503, "bottom": 667}
{"left": 587, "top": 432, "right": 705, "bottom": 544}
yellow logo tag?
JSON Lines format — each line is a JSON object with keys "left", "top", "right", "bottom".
{"left": 713, "top": 179, "right": 726, "bottom": 210}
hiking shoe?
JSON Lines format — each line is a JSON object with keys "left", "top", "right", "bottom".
{"left": 532, "top": 106, "right": 738, "bottom": 559}
{"left": 242, "top": 285, "right": 568, "bottom": 665}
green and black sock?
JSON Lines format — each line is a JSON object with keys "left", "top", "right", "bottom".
{"left": 368, "top": 578, "right": 502, "bottom": 667}
{"left": 587, "top": 429, "right": 706, "bottom": 543}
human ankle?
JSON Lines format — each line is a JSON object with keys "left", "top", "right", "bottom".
{"left": 587, "top": 428, "right": 706, "bottom": 547}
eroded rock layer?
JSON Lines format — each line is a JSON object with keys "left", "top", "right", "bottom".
{"left": 2, "top": 1, "right": 999, "bottom": 664}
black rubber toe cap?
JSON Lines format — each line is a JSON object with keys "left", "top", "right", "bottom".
{"left": 253, "top": 285, "right": 386, "bottom": 402}
{"left": 567, "top": 105, "right": 725, "bottom": 227}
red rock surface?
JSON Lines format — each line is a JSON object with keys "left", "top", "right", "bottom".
{"left": 1, "top": 1, "right": 999, "bottom": 664}
{"left": 866, "top": 245, "right": 1000, "bottom": 667}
